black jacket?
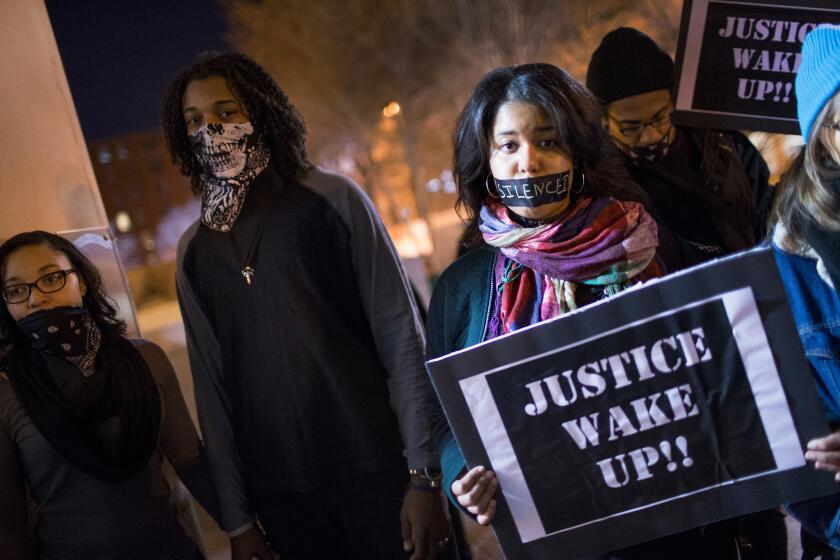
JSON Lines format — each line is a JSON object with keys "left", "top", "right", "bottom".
{"left": 626, "top": 127, "right": 773, "bottom": 254}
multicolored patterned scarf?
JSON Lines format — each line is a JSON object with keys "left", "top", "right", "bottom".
{"left": 480, "top": 195, "right": 663, "bottom": 334}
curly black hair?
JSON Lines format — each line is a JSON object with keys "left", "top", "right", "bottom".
{"left": 0, "top": 231, "right": 126, "bottom": 345}
{"left": 161, "top": 52, "right": 312, "bottom": 195}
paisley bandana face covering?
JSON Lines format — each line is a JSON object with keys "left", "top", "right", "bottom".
{"left": 190, "top": 122, "right": 270, "bottom": 231}
{"left": 493, "top": 171, "right": 571, "bottom": 208}
{"left": 17, "top": 306, "right": 102, "bottom": 378}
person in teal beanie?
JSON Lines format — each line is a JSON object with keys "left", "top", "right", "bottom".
{"left": 795, "top": 24, "right": 840, "bottom": 146}
{"left": 771, "top": 23, "right": 840, "bottom": 552}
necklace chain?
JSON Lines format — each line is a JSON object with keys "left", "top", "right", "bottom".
{"left": 228, "top": 198, "right": 279, "bottom": 287}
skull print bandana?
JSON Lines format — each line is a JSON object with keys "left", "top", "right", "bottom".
{"left": 190, "top": 122, "right": 271, "bottom": 232}
{"left": 16, "top": 306, "right": 102, "bottom": 378}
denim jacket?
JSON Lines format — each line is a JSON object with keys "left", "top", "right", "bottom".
{"left": 773, "top": 225, "right": 840, "bottom": 548}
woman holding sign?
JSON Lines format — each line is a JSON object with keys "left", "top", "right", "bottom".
{"left": 772, "top": 24, "right": 840, "bottom": 552}
{"left": 426, "top": 64, "right": 734, "bottom": 558}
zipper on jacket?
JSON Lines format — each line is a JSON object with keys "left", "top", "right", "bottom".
{"left": 481, "top": 253, "right": 497, "bottom": 342}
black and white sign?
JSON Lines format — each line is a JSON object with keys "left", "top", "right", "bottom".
{"left": 673, "top": 0, "right": 840, "bottom": 134}
{"left": 427, "top": 249, "right": 837, "bottom": 559}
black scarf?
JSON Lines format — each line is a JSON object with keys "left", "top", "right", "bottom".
{"left": 6, "top": 323, "right": 161, "bottom": 484}
{"left": 803, "top": 175, "right": 840, "bottom": 290}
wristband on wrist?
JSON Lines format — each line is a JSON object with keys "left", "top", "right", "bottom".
{"left": 409, "top": 467, "right": 442, "bottom": 489}
{"left": 409, "top": 480, "right": 441, "bottom": 492}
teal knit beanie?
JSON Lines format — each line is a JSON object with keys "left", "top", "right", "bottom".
{"left": 796, "top": 24, "right": 840, "bottom": 140}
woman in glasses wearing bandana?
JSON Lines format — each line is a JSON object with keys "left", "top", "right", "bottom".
{"left": 0, "top": 231, "right": 220, "bottom": 559}
{"left": 427, "top": 64, "right": 735, "bottom": 558}
{"left": 771, "top": 24, "right": 840, "bottom": 555}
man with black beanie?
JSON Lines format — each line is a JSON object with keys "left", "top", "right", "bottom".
{"left": 587, "top": 27, "right": 787, "bottom": 560}
{"left": 587, "top": 27, "right": 774, "bottom": 259}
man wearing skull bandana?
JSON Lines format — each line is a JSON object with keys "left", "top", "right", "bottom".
{"left": 586, "top": 28, "right": 774, "bottom": 258}
{"left": 161, "top": 53, "right": 448, "bottom": 560}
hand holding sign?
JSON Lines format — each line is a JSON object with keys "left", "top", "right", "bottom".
{"left": 453, "top": 466, "right": 499, "bottom": 525}
{"left": 806, "top": 430, "right": 840, "bottom": 481}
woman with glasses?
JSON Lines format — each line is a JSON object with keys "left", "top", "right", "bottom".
{"left": 0, "top": 230, "right": 221, "bottom": 559}
{"left": 771, "top": 24, "right": 840, "bottom": 552}
{"left": 426, "top": 63, "right": 735, "bottom": 558}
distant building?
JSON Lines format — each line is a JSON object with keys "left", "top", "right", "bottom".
{"left": 88, "top": 130, "right": 196, "bottom": 268}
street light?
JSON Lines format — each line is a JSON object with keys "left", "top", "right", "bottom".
{"left": 382, "top": 101, "right": 401, "bottom": 118}
{"left": 114, "top": 211, "right": 133, "bottom": 233}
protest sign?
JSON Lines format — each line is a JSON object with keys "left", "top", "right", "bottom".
{"left": 673, "top": 0, "right": 840, "bottom": 134}
{"left": 427, "top": 249, "right": 838, "bottom": 559}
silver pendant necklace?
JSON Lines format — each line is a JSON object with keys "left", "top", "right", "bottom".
{"left": 229, "top": 199, "right": 279, "bottom": 287}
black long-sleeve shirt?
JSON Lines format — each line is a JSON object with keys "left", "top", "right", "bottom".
{"left": 176, "top": 166, "right": 437, "bottom": 532}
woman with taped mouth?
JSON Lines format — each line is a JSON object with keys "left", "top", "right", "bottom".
{"left": 426, "top": 63, "right": 733, "bottom": 558}
{"left": 0, "top": 231, "right": 221, "bottom": 559}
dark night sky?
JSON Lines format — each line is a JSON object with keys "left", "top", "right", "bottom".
{"left": 45, "top": 0, "right": 229, "bottom": 142}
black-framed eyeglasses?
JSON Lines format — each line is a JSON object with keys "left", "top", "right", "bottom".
{"left": 2, "top": 269, "right": 77, "bottom": 304}
{"left": 823, "top": 122, "right": 840, "bottom": 131}
{"left": 608, "top": 108, "right": 673, "bottom": 138}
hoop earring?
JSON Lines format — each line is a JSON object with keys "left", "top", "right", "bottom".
{"left": 486, "top": 174, "right": 500, "bottom": 199}
{"left": 572, "top": 171, "right": 585, "bottom": 194}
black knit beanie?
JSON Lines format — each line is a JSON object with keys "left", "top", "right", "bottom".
{"left": 586, "top": 28, "right": 675, "bottom": 104}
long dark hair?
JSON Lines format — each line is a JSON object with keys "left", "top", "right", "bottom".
{"left": 453, "top": 63, "right": 653, "bottom": 249}
{"left": 0, "top": 231, "right": 126, "bottom": 344}
{"left": 161, "top": 51, "right": 312, "bottom": 195}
